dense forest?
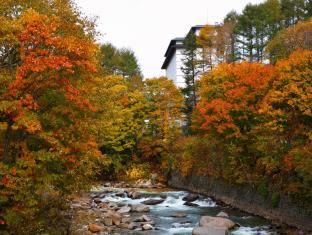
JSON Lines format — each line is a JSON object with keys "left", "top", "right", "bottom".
{"left": 0, "top": 0, "right": 311, "bottom": 234}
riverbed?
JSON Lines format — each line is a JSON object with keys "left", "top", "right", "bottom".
{"left": 85, "top": 185, "right": 280, "bottom": 235}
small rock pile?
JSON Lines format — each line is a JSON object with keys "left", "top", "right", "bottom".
{"left": 69, "top": 180, "right": 165, "bottom": 235}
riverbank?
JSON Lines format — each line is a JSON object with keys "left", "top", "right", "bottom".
{"left": 168, "top": 171, "right": 312, "bottom": 234}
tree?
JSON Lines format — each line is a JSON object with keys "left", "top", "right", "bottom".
{"left": 267, "top": 18, "right": 312, "bottom": 63}
{"left": 0, "top": 8, "right": 103, "bottom": 233}
{"left": 223, "top": 11, "right": 240, "bottom": 63}
{"left": 98, "top": 43, "right": 142, "bottom": 79}
{"left": 195, "top": 62, "right": 274, "bottom": 139}
{"left": 86, "top": 75, "right": 148, "bottom": 174}
{"left": 197, "top": 24, "right": 217, "bottom": 70}
{"left": 140, "top": 77, "right": 184, "bottom": 164}
{"left": 255, "top": 49, "right": 312, "bottom": 197}
{"left": 235, "top": 0, "right": 282, "bottom": 62}
{"left": 281, "top": 0, "right": 310, "bottom": 27}
{"left": 181, "top": 30, "right": 200, "bottom": 133}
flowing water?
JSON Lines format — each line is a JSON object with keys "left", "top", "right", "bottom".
{"left": 93, "top": 187, "right": 279, "bottom": 235}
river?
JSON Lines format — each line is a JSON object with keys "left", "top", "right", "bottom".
{"left": 91, "top": 186, "right": 280, "bottom": 235}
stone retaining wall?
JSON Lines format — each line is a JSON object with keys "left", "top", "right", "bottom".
{"left": 168, "top": 171, "right": 312, "bottom": 232}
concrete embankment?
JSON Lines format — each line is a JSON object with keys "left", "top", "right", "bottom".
{"left": 168, "top": 171, "right": 312, "bottom": 232}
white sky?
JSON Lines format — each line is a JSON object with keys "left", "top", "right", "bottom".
{"left": 74, "top": 0, "right": 264, "bottom": 78}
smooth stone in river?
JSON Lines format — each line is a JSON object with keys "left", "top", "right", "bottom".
{"left": 141, "top": 199, "right": 165, "bottom": 205}
{"left": 131, "top": 204, "right": 150, "bottom": 212}
{"left": 192, "top": 226, "right": 228, "bottom": 235}
{"left": 199, "top": 216, "right": 235, "bottom": 229}
{"left": 183, "top": 193, "right": 200, "bottom": 202}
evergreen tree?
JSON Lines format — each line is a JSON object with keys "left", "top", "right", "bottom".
{"left": 181, "top": 30, "right": 200, "bottom": 133}
{"left": 99, "top": 43, "right": 142, "bottom": 79}
{"left": 223, "top": 11, "right": 239, "bottom": 63}
{"left": 281, "top": 0, "right": 309, "bottom": 26}
{"left": 235, "top": 0, "right": 282, "bottom": 62}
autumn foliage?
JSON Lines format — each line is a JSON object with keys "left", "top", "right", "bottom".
{"left": 174, "top": 49, "right": 312, "bottom": 202}
{"left": 195, "top": 62, "right": 274, "bottom": 138}
{"left": 0, "top": 7, "right": 103, "bottom": 234}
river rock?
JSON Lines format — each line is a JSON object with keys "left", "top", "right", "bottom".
{"left": 103, "top": 217, "right": 113, "bottom": 226}
{"left": 142, "top": 215, "right": 152, "bottom": 222}
{"left": 182, "top": 193, "right": 199, "bottom": 202}
{"left": 216, "top": 211, "right": 229, "bottom": 218}
{"left": 135, "top": 179, "right": 153, "bottom": 188}
{"left": 184, "top": 201, "right": 199, "bottom": 207}
{"left": 107, "top": 202, "right": 118, "bottom": 209}
{"left": 93, "top": 198, "right": 102, "bottom": 204}
{"left": 129, "top": 191, "right": 141, "bottom": 199}
{"left": 142, "top": 224, "right": 153, "bottom": 230}
{"left": 99, "top": 202, "right": 109, "bottom": 209}
{"left": 119, "top": 222, "right": 135, "bottom": 230}
{"left": 103, "top": 210, "right": 122, "bottom": 226}
{"left": 131, "top": 204, "right": 150, "bottom": 212}
{"left": 122, "top": 217, "right": 132, "bottom": 223}
{"left": 192, "top": 226, "right": 228, "bottom": 235}
{"left": 88, "top": 223, "right": 103, "bottom": 233}
{"left": 171, "top": 213, "right": 187, "bottom": 218}
{"left": 104, "top": 182, "right": 111, "bottom": 187}
{"left": 199, "top": 216, "right": 235, "bottom": 229}
{"left": 117, "top": 205, "right": 131, "bottom": 214}
{"left": 142, "top": 199, "right": 164, "bottom": 205}
{"left": 133, "top": 215, "right": 152, "bottom": 222}
{"left": 115, "top": 192, "right": 125, "bottom": 197}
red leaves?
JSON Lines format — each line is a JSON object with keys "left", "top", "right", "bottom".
{"left": 11, "top": 167, "right": 17, "bottom": 176}
{"left": 196, "top": 62, "right": 274, "bottom": 138}
{"left": 1, "top": 175, "right": 9, "bottom": 186}
{"left": 19, "top": 94, "right": 39, "bottom": 110}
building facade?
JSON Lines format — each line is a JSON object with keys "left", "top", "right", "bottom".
{"left": 161, "top": 25, "right": 204, "bottom": 87}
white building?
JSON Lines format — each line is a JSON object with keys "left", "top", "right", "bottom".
{"left": 161, "top": 25, "right": 204, "bottom": 87}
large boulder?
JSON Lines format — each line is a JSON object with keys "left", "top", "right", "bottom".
{"left": 182, "top": 193, "right": 200, "bottom": 202}
{"left": 192, "top": 226, "right": 228, "bottom": 235}
{"left": 141, "top": 199, "right": 165, "bottom": 205}
{"left": 199, "top": 216, "right": 235, "bottom": 229}
{"left": 131, "top": 204, "right": 150, "bottom": 212}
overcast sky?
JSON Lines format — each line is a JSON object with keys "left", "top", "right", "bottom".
{"left": 74, "top": 0, "right": 264, "bottom": 78}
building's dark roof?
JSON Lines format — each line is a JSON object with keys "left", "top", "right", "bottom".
{"left": 161, "top": 25, "right": 205, "bottom": 70}
{"left": 190, "top": 25, "right": 205, "bottom": 32}
{"left": 161, "top": 37, "right": 184, "bottom": 69}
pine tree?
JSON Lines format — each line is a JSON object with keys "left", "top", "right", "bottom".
{"left": 181, "top": 30, "right": 200, "bottom": 133}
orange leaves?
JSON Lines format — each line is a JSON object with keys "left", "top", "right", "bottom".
{"left": 1, "top": 175, "right": 9, "bottom": 186}
{"left": 8, "top": 10, "right": 98, "bottom": 113}
{"left": 196, "top": 62, "right": 274, "bottom": 138}
{"left": 19, "top": 94, "right": 39, "bottom": 110}
{"left": 11, "top": 167, "right": 17, "bottom": 176}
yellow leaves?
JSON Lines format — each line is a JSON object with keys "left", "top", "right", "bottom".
{"left": 15, "top": 112, "right": 42, "bottom": 134}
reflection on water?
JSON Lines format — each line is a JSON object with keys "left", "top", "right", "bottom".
{"left": 93, "top": 187, "right": 279, "bottom": 235}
